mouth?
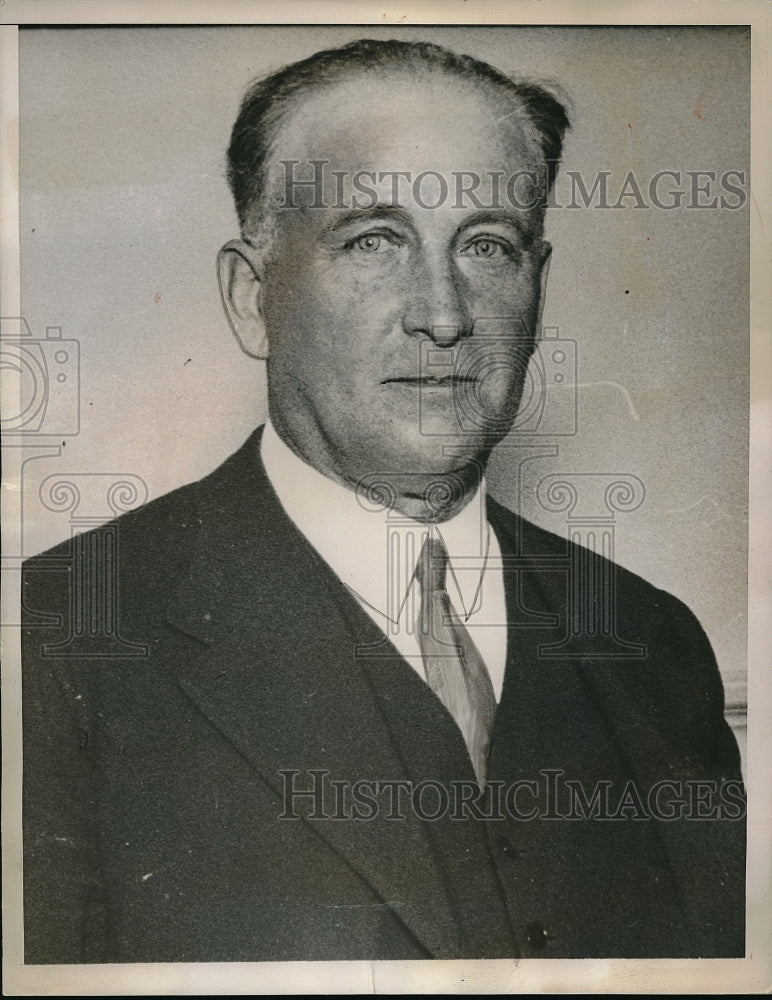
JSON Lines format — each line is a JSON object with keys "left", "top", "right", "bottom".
{"left": 382, "top": 375, "right": 477, "bottom": 387}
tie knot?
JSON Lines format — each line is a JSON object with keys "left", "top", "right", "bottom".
{"left": 417, "top": 536, "right": 448, "bottom": 594}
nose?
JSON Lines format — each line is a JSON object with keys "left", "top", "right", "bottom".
{"left": 402, "top": 252, "right": 473, "bottom": 347}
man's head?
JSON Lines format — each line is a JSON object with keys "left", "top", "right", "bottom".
{"left": 218, "top": 39, "right": 570, "bottom": 518}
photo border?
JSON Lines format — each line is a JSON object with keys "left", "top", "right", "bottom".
{"left": 2, "top": 1, "right": 769, "bottom": 994}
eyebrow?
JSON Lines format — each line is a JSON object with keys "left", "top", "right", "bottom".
{"left": 458, "top": 210, "right": 537, "bottom": 246}
{"left": 328, "top": 204, "right": 414, "bottom": 232}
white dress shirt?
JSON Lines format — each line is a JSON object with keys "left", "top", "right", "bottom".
{"left": 260, "top": 420, "right": 508, "bottom": 702}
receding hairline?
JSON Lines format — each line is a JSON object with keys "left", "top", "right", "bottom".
{"left": 227, "top": 40, "right": 571, "bottom": 238}
{"left": 271, "top": 64, "right": 545, "bottom": 144}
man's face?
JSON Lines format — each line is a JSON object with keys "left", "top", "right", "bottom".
{"left": 255, "top": 72, "right": 550, "bottom": 492}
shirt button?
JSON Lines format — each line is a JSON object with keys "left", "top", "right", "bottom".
{"left": 525, "top": 922, "right": 550, "bottom": 951}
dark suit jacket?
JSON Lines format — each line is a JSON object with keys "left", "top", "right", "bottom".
{"left": 22, "top": 426, "right": 745, "bottom": 963}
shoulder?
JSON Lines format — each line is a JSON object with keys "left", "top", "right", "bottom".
{"left": 24, "top": 428, "right": 265, "bottom": 568}
{"left": 21, "top": 428, "right": 272, "bottom": 635}
{"left": 488, "top": 493, "right": 740, "bottom": 776}
{"left": 486, "top": 492, "right": 727, "bottom": 705}
{"left": 487, "top": 492, "right": 706, "bottom": 635}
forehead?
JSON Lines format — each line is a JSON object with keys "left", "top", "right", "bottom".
{"left": 267, "top": 70, "right": 543, "bottom": 184}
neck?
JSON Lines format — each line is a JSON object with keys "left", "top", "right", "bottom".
{"left": 379, "top": 466, "right": 485, "bottom": 523}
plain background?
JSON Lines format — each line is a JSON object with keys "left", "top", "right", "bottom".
{"left": 16, "top": 25, "right": 749, "bottom": 748}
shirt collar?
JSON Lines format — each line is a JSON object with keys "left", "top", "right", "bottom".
{"left": 260, "top": 420, "right": 490, "bottom": 625}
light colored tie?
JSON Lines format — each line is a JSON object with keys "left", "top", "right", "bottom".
{"left": 416, "top": 535, "right": 496, "bottom": 787}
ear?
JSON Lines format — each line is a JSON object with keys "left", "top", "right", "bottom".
{"left": 217, "top": 239, "right": 269, "bottom": 359}
{"left": 535, "top": 241, "right": 552, "bottom": 333}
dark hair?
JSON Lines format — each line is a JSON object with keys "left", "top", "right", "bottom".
{"left": 227, "top": 38, "right": 571, "bottom": 232}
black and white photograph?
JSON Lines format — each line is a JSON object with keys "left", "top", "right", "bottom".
{"left": 1, "top": 5, "right": 769, "bottom": 995}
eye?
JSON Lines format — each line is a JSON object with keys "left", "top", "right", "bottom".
{"left": 460, "top": 235, "right": 521, "bottom": 263}
{"left": 470, "top": 238, "right": 501, "bottom": 257}
{"left": 346, "top": 231, "right": 402, "bottom": 254}
{"left": 356, "top": 234, "right": 382, "bottom": 252}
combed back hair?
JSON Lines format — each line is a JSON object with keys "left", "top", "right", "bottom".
{"left": 227, "top": 37, "right": 571, "bottom": 234}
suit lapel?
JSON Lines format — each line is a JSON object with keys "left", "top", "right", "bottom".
{"left": 164, "top": 430, "right": 462, "bottom": 956}
{"left": 487, "top": 499, "right": 736, "bottom": 944}
{"left": 487, "top": 500, "right": 644, "bottom": 785}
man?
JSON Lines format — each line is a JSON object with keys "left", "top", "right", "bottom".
{"left": 22, "top": 38, "right": 745, "bottom": 963}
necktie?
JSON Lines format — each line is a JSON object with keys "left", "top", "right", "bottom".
{"left": 416, "top": 535, "right": 496, "bottom": 787}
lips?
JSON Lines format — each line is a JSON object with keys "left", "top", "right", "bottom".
{"left": 382, "top": 375, "right": 476, "bottom": 386}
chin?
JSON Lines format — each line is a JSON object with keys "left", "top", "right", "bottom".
{"left": 386, "top": 426, "right": 493, "bottom": 476}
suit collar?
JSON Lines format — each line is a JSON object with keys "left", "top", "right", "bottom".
{"left": 259, "top": 418, "right": 491, "bottom": 624}
{"left": 165, "top": 425, "right": 291, "bottom": 646}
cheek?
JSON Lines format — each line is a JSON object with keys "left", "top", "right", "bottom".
{"left": 264, "top": 302, "right": 380, "bottom": 399}
{"left": 266, "top": 274, "right": 404, "bottom": 375}
{"left": 469, "top": 270, "right": 542, "bottom": 317}
{"left": 267, "top": 247, "right": 400, "bottom": 322}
